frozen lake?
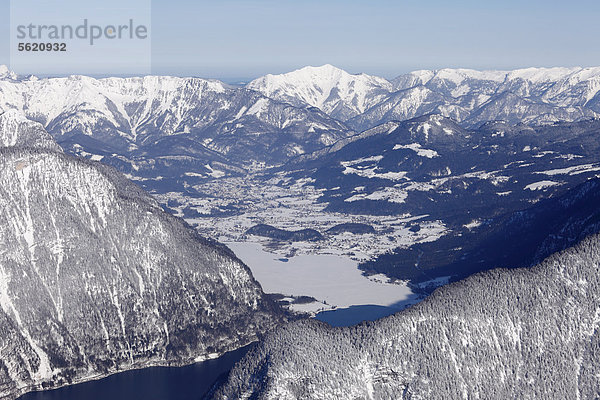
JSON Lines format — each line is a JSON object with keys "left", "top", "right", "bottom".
{"left": 18, "top": 243, "right": 418, "bottom": 400}
{"left": 227, "top": 241, "right": 417, "bottom": 319}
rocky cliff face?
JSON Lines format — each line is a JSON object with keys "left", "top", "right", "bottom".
{"left": 0, "top": 112, "right": 282, "bottom": 399}
{"left": 212, "top": 232, "right": 600, "bottom": 399}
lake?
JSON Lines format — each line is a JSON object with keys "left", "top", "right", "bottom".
{"left": 18, "top": 345, "right": 251, "bottom": 400}
{"left": 315, "top": 304, "right": 401, "bottom": 327}
{"left": 226, "top": 241, "right": 415, "bottom": 310}
{"left": 18, "top": 241, "right": 417, "bottom": 399}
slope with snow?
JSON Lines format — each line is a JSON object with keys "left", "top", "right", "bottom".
{"left": 212, "top": 232, "right": 600, "bottom": 399}
{"left": 247, "top": 64, "right": 393, "bottom": 121}
{"left": 0, "top": 112, "right": 282, "bottom": 400}
{"left": 248, "top": 64, "right": 600, "bottom": 130}
{"left": 0, "top": 68, "right": 352, "bottom": 170}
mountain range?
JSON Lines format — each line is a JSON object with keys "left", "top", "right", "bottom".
{"left": 0, "top": 63, "right": 598, "bottom": 217}
{"left": 3, "top": 64, "right": 600, "bottom": 398}
{"left": 249, "top": 64, "right": 600, "bottom": 130}
{"left": 0, "top": 111, "right": 282, "bottom": 400}
{"left": 2, "top": 64, "right": 600, "bottom": 173}
{"left": 0, "top": 70, "right": 352, "bottom": 187}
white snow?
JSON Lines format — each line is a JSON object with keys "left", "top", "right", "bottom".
{"left": 341, "top": 156, "right": 383, "bottom": 166}
{"left": 340, "top": 156, "right": 407, "bottom": 181}
{"left": 227, "top": 242, "right": 413, "bottom": 310}
{"left": 464, "top": 220, "right": 482, "bottom": 230}
{"left": 342, "top": 166, "right": 407, "bottom": 181}
{"left": 525, "top": 180, "right": 562, "bottom": 191}
{"left": 345, "top": 187, "right": 408, "bottom": 203}
{"left": 535, "top": 164, "right": 600, "bottom": 176}
{"left": 247, "top": 98, "right": 269, "bottom": 117}
{"left": 393, "top": 143, "right": 439, "bottom": 158}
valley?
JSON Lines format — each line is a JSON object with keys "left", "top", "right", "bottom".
{"left": 4, "top": 65, "right": 600, "bottom": 319}
{"left": 3, "top": 63, "right": 600, "bottom": 399}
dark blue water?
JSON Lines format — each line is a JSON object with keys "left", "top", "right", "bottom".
{"left": 18, "top": 345, "right": 251, "bottom": 400}
{"left": 18, "top": 305, "right": 410, "bottom": 399}
{"left": 315, "top": 305, "right": 400, "bottom": 327}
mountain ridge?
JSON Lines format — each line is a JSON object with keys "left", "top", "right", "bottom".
{"left": 0, "top": 111, "right": 283, "bottom": 400}
{"left": 247, "top": 64, "right": 600, "bottom": 130}
{"left": 210, "top": 230, "right": 600, "bottom": 399}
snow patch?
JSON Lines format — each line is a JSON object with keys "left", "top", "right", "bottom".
{"left": 525, "top": 180, "right": 562, "bottom": 191}
{"left": 393, "top": 143, "right": 439, "bottom": 158}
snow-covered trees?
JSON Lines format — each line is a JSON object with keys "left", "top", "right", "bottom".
{"left": 213, "top": 234, "right": 600, "bottom": 399}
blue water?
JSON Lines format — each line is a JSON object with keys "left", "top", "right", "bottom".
{"left": 18, "top": 305, "right": 407, "bottom": 399}
{"left": 315, "top": 304, "right": 400, "bottom": 327}
{"left": 18, "top": 345, "right": 251, "bottom": 400}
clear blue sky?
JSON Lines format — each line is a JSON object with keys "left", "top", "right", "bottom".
{"left": 2, "top": 0, "right": 600, "bottom": 81}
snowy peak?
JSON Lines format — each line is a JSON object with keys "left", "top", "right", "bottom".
{"left": 247, "top": 64, "right": 393, "bottom": 120}
{"left": 0, "top": 65, "right": 18, "bottom": 81}
{"left": 288, "top": 63, "right": 345, "bottom": 77}
{"left": 0, "top": 110, "right": 62, "bottom": 151}
{"left": 506, "top": 66, "right": 584, "bottom": 83}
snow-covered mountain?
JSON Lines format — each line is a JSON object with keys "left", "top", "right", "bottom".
{"left": 248, "top": 65, "right": 600, "bottom": 130}
{"left": 0, "top": 110, "right": 61, "bottom": 151}
{"left": 0, "top": 68, "right": 352, "bottom": 169}
{"left": 0, "top": 112, "right": 282, "bottom": 399}
{"left": 211, "top": 232, "right": 600, "bottom": 399}
{"left": 247, "top": 64, "right": 393, "bottom": 121}
{"left": 271, "top": 114, "right": 600, "bottom": 288}
{"left": 0, "top": 65, "right": 18, "bottom": 81}
{"left": 362, "top": 176, "right": 600, "bottom": 287}
{"left": 369, "top": 66, "right": 600, "bottom": 129}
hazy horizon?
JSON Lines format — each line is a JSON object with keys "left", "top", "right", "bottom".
{"left": 2, "top": 0, "right": 600, "bottom": 80}
{"left": 3, "top": 62, "right": 600, "bottom": 84}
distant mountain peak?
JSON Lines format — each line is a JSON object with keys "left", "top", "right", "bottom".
{"left": 248, "top": 65, "right": 392, "bottom": 120}
{"left": 296, "top": 63, "right": 344, "bottom": 73}
{"left": 0, "top": 65, "right": 18, "bottom": 80}
{"left": 506, "top": 66, "right": 584, "bottom": 83}
{"left": 0, "top": 110, "right": 62, "bottom": 150}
